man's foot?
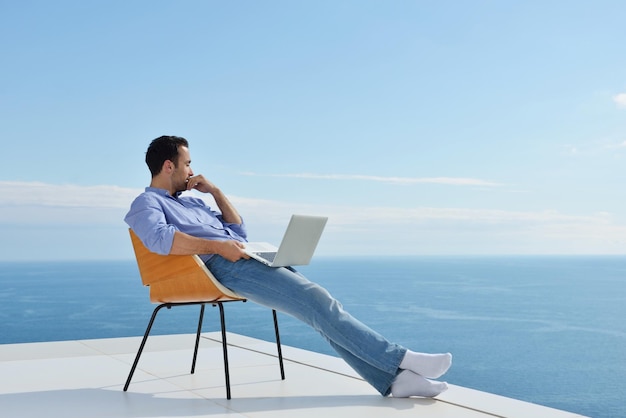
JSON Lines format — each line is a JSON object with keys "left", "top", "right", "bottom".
{"left": 399, "top": 350, "right": 452, "bottom": 379}
{"left": 391, "top": 370, "right": 448, "bottom": 398}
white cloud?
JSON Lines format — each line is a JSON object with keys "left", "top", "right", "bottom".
{"left": 228, "top": 196, "right": 626, "bottom": 255}
{"left": 0, "top": 181, "right": 142, "bottom": 225}
{"left": 613, "top": 93, "right": 626, "bottom": 108}
{"left": 602, "top": 140, "right": 626, "bottom": 151}
{"left": 1, "top": 181, "right": 624, "bottom": 257}
{"left": 240, "top": 172, "right": 501, "bottom": 187}
{"left": 0, "top": 181, "right": 615, "bottom": 228}
{"left": 565, "top": 136, "right": 626, "bottom": 156}
{"left": 0, "top": 181, "right": 141, "bottom": 209}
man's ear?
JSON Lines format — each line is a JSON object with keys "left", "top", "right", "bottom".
{"left": 163, "top": 160, "right": 174, "bottom": 173}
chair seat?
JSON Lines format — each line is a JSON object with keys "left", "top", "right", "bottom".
{"left": 128, "top": 229, "right": 244, "bottom": 303}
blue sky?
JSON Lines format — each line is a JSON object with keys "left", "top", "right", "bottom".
{"left": 1, "top": 0, "right": 625, "bottom": 260}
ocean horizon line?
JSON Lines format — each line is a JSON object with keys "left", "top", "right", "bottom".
{"left": 2, "top": 253, "right": 626, "bottom": 264}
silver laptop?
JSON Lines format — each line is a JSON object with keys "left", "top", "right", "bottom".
{"left": 244, "top": 214, "right": 328, "bottom": 267}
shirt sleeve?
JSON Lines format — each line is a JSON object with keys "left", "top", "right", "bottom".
{"left": 220, "top": 217, "right": 248, "bottom": 241}
{"left": 124, "top": 193, "right": 177, "bottom": 255}
{"left": 185, "top": 195, "right": 248, "bottom": 241}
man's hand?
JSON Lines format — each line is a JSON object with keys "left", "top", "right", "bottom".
{"left": 186, "top": 174, "right": 217, "bottom": 194}
{"left": 217, "top": 240, "right": 250, "bottom": 262}
{"left": 186, "top": 174, "right": 243, "bottom": 225}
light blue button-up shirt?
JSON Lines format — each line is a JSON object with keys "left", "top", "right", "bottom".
{"left": 124, "top": 187, "right": 248, "bottom": 262}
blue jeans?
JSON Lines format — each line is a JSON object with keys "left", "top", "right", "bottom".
{"left": 205, "top": 256, "right": 407, "bottom": 396}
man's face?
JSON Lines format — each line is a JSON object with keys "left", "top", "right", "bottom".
{"left": 172, "top": 146, "right": 193, "bottom": 193}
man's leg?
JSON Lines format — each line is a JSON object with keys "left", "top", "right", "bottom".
{"left": 206, "top": 256, "right": 449, "bottom": 397}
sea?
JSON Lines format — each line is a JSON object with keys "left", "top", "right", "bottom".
{"left": 1, "top": 256, "right": 624, "bottom": 418}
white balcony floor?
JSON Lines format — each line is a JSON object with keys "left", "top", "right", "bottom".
{"left": 0, "top": 332, "right": 587, "bottom": 418}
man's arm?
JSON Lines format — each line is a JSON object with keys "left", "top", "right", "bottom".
{"left": 170, "top": 231, "right": 249, "bottom": 262}
{"left": 186, "top": 175, "right": 242, "bottom": 224}
{"left": 176, "top": 175, "right": 245, "bottom": 260}
{"left": 209, "top": 187, "right": 242, "bottom": 225}
{"left": 125, "top": 189, "right": 248, "bottom": 262}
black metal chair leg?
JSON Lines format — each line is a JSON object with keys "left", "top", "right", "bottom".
{"left": 124, "top": 303, "right": 169, "bottom": 391}
{"left": 217, "top": 302, "right": 232, "bottom": 399}
{"left": 272, "top": 309, "right": 285, "bottom": 380}
{"left": 124, "top": 300, "right": 282, "bottom": 400}
{"left": 191, "top": 304, "right": 206, "bottom": 374}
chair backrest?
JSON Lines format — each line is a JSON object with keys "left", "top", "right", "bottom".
{"left": 129, "top": 229, "right": 243, "bottom": 303}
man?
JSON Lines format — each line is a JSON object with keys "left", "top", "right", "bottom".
{"left": 125, "top": 135, "right": 451, "bottom": 398}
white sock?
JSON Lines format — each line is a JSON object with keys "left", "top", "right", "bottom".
{"left": 391, "top": 370, "right": 448, "bottom": 398}
{"left": 399, "top": 350, "right": 452, "bottom": 379}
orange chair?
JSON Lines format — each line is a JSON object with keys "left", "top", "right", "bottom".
{"left": 124, "top": 229, "right": 285, "bottom": 399}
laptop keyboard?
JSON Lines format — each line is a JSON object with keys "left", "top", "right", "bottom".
{"left": 255, "top": 252, "right": 276, "bottom": 263}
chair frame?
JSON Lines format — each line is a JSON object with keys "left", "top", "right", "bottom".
{"left": 123, "top": 301, "right": 285, "bottom": 399}
{"left": 124, "top": 230, "right": 285, "bottom": 399}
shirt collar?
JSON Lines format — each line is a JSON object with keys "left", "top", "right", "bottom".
{"left": 145, "top": 187, "right": 183, "bottom": 199}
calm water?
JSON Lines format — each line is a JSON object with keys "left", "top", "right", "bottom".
{"left": 1, "top": 256, "right": 624, "bottom": 417}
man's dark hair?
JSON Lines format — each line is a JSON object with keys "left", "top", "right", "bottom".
{"left": 145, "top": 135, "right": 189, "bottom": 177}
